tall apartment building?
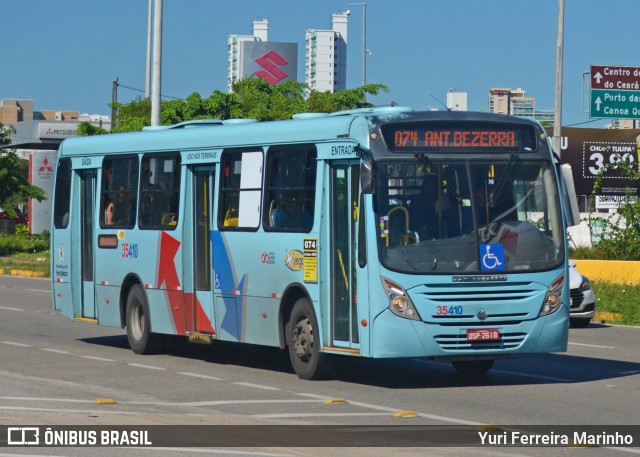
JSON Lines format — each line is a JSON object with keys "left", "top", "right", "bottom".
{"left": 606, "top": 119, "right": 640, "bottom": 129}
{"left": 488, "top": 88, "right": 511, "bottom": 114}
{"left": 305, "top": 13, "right": 348, "bottom": 93}
{"left": 488, "top": 87, "right": 554, "bottom": 124}
{"left": 489, "top": 88, "right": 532, "bottom": 115}
{"left": 228, "top": 19, "right": 269, "bottom": 92}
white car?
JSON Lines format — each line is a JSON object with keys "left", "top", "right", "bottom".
{"left": 568, "top": 262, "right": 596, "bottom": 328}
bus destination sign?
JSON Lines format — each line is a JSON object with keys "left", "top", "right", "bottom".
{"left": 381, "top": 123, "right": 536, "bottom": 152}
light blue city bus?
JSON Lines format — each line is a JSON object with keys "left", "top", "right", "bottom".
{"left": 51, "top": 108, "right": 579, "bottom": 379}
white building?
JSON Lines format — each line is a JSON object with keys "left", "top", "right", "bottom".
{"left": 228, "top": 19, "right": 269, "bottom": 92}
{"left": 305, "top": 13, "right": 348, "bottom": 93}
{"left": 446, "top": 90, "right": 467, "bottom": 111}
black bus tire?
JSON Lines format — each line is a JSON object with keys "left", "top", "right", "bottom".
{"left": 125, "top": 284, "right": 163, "bottom": 354}
{"left": 287, "top": 297, "right": 331, "bottom": 380}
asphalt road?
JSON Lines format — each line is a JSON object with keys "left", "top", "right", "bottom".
{"left": 0, "top": 275, "right": 639, "bottom": 457}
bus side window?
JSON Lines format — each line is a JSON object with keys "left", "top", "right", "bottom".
{"left": 100, "top": 156, "right": 139, "bottom": 229}
{"left": 264, "top": 146, "right": 317, "bottom": 232}
{"left": 53, "top": 158, "right": 72, "bottom": 229}
{"left": 139, "top": 154, "right": 181, "bottom": 229}
{"left": 218, "top": 149, "right": 263, "bottom": 230}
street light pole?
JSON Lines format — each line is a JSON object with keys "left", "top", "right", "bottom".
{"left": 553, "top": 0, "right": 564, "bottom": 158}
{"left": 347, "top": 3, "right": 367, "bottom": 94}
{"left": 151, "top": 0, "right": 163, "bottom": 126}
{"left": 145, "top": 0, "right": 152, "bottom": 99}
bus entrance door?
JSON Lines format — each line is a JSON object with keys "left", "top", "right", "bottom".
{"left": 184, "top": 165, "right": 217, "bottom": 340}
{"left": 73, "top": 169, "right": 97, "bottom": 320}
{"left": 329, "top": 163, "right": 361, "bottom": 351}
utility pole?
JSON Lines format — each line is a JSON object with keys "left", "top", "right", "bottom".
{"left": 346, "top": 3, "right": 367, "bottom": 101}
{"left": 145, "top": 0, "right": 152, "bottom": 99}
{"left": 151, "top": 0, "right": 163, "bottom": 126}
{"left": 553, "top": 0, "right": 564, "bottom": 158}
{"left": 111, "top": 78, "right": 118, "bottom": 129}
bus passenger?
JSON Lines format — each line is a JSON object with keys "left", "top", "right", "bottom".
{"left": 410, "top": 174, "right": 440, "bottom": 240}
{"left": 106, "top": 185, "right": 128, "bottom": 225}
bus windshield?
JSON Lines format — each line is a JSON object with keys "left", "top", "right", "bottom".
{"left": 376, "top": 158, "right": 564, "bottom": 274}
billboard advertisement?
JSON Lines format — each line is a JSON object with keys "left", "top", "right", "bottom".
{"left": 28, "top": 150, "right": 57, "bottom": 234}
{"left": 240, "top": 41, "right": 298, "bottom": 85}
{"left": 551, "top": 127, "right": 640, "bottom": 198}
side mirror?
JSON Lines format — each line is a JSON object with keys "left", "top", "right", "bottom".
{"left": 558, "top": 164, "right": 580, "bottom": 227}
{"left": 360, "top": 159, "right": 373, "bottom": 194}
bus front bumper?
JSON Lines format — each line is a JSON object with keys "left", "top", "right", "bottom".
{"left": 370, "top": 306, "right": 569, "bottom": 359}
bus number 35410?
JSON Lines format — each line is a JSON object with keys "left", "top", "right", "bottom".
{"left": 122, "top": 243, "right": 138, "bottom": 259}
{"left": 436, "top": 305, "right": 463, "bottom": 316}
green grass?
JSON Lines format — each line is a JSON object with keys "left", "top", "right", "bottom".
{"left": 0, "top": 250, "right": 50, "bottom": 277}
{"left": 0, "top": 229, "right": 50, "bottom": 277}
{"left": 591, "top": 281, "right": 640, "bottom": 326}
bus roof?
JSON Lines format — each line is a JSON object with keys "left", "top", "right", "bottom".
{"left": 58, "top": 108, "right": 545, "bottom": 157}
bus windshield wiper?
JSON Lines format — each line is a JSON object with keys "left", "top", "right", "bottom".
{"left": 415, "top": 152, "right": 435, "bottom": 172}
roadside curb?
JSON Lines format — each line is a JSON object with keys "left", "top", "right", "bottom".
{"left": 573, "top": 259, "right": 640, "bottom": 285}
{"left": 0, "top": 268, "right": 46, "bottom": 278}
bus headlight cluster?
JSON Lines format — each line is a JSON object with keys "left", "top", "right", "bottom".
{"left": 539, "top": 274, "right": 565, "bottom": 317}
{"left": 381, "top": 277, "right": 421, "bottom": 321}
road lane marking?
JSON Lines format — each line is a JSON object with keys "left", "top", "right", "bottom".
{"left": 122, "top": 399, "right": 317, "bottom": 407}
{"left": 127, "top": 363, "right": 167, "bottom": 371}
{"left": 569, "top": 342, "right": 616, "bottom": 349}
{"left": 0, "top": 453, "right": 70, "bottom": 457}
{"left": 0, "top": 396, "right": 102, "bottom": 404}
{"left": 81, "top": 355, "right": 116, "bottom": 362}
{"left": 41, "top": 348, "right": 70, "bottom": 354}
{"left": 0, "top": 306, "right": 23, "bottom": 311}
{"left": 489, "top": 369, "right": 571, "bottom": 383}
{"left": 607, "top": 447, "right": 640, "bottom": 455}
{"left": 1, "top": 341, "right": 31, "bottom": 347}
{"left": 253, "top": 412, "right": 391, "bottom": 419}
{"left": 0, "top": 406, "right": 138, "bottom": 415}
{"left": 178, "top": 372, "right": 224, "bottom": 381}
{"left": 416, "top": 360, "right": 572, "bottom": 383}
{"left": 346, "top": 399, "right": 481, "bottom": 425}
{"left": 233, "top": 382, "right": 280, "bottom": 391}
{"left": 296, "top": 393, "right": 481, "bottom": 425}
{"left": 132, "top": 448, "right": 295, "bottom": 456}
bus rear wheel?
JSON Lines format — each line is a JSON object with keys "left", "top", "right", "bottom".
{"left": 287, "top": 298, "right": 331, "bottom": 380}
{"left": 451, "top": 359, "right": 494, "bottom": 377}
{"left": 126, "top": 284, "right": 163, "bottom": 354}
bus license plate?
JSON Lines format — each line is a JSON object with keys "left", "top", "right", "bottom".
{"left": 466, "top": 328, "right": 500, "bottom": 341}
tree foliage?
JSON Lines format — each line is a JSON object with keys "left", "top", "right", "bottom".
{"left": 110, "top": 97, "right": 152, "bottom": 133}
{"left": 307, "top": 84, "right": 389, "bottom": 113}
{"left": 77, "top": 121, "right": 108, "bottom": 136}
{"left": 0, "top": 123, "right": 47, "bottom": 214}
{"left": 105, "top": 78, "right": 390, "bottom": 133}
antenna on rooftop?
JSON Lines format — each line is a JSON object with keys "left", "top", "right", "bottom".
{"left": 430, "top": 94, "right": 451, "bottom": 111}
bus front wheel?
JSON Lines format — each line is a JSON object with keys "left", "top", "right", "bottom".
{"left": 287, "top": 298, "right": 331, "bottom": 380}
{"left": 126, "top": 284, "right": 163, "bottom": 354}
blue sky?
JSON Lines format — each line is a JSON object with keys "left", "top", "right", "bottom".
{"left": 3, "top": 0, "right": 638, "bottom": 127}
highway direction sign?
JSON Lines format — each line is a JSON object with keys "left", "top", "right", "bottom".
{"left": 590, "top": 65, "right": 640, "bottom": 120}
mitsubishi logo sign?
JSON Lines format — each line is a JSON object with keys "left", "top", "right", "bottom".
{"left": 255, "top": 50, "right": 289, "bottom": 85}
{"left": 39, "top": 157, "right": 54, "bottom": 173}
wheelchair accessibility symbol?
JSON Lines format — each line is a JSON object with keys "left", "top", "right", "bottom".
{"left": 480, "top": 244, "right": 505, "bottom": 271}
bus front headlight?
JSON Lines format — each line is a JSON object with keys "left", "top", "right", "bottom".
{"left": 539, "top": 274, "right": 565, "bottom": 317}
{"left": 381, "top": 277, "right": 421, "bottom": 321}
